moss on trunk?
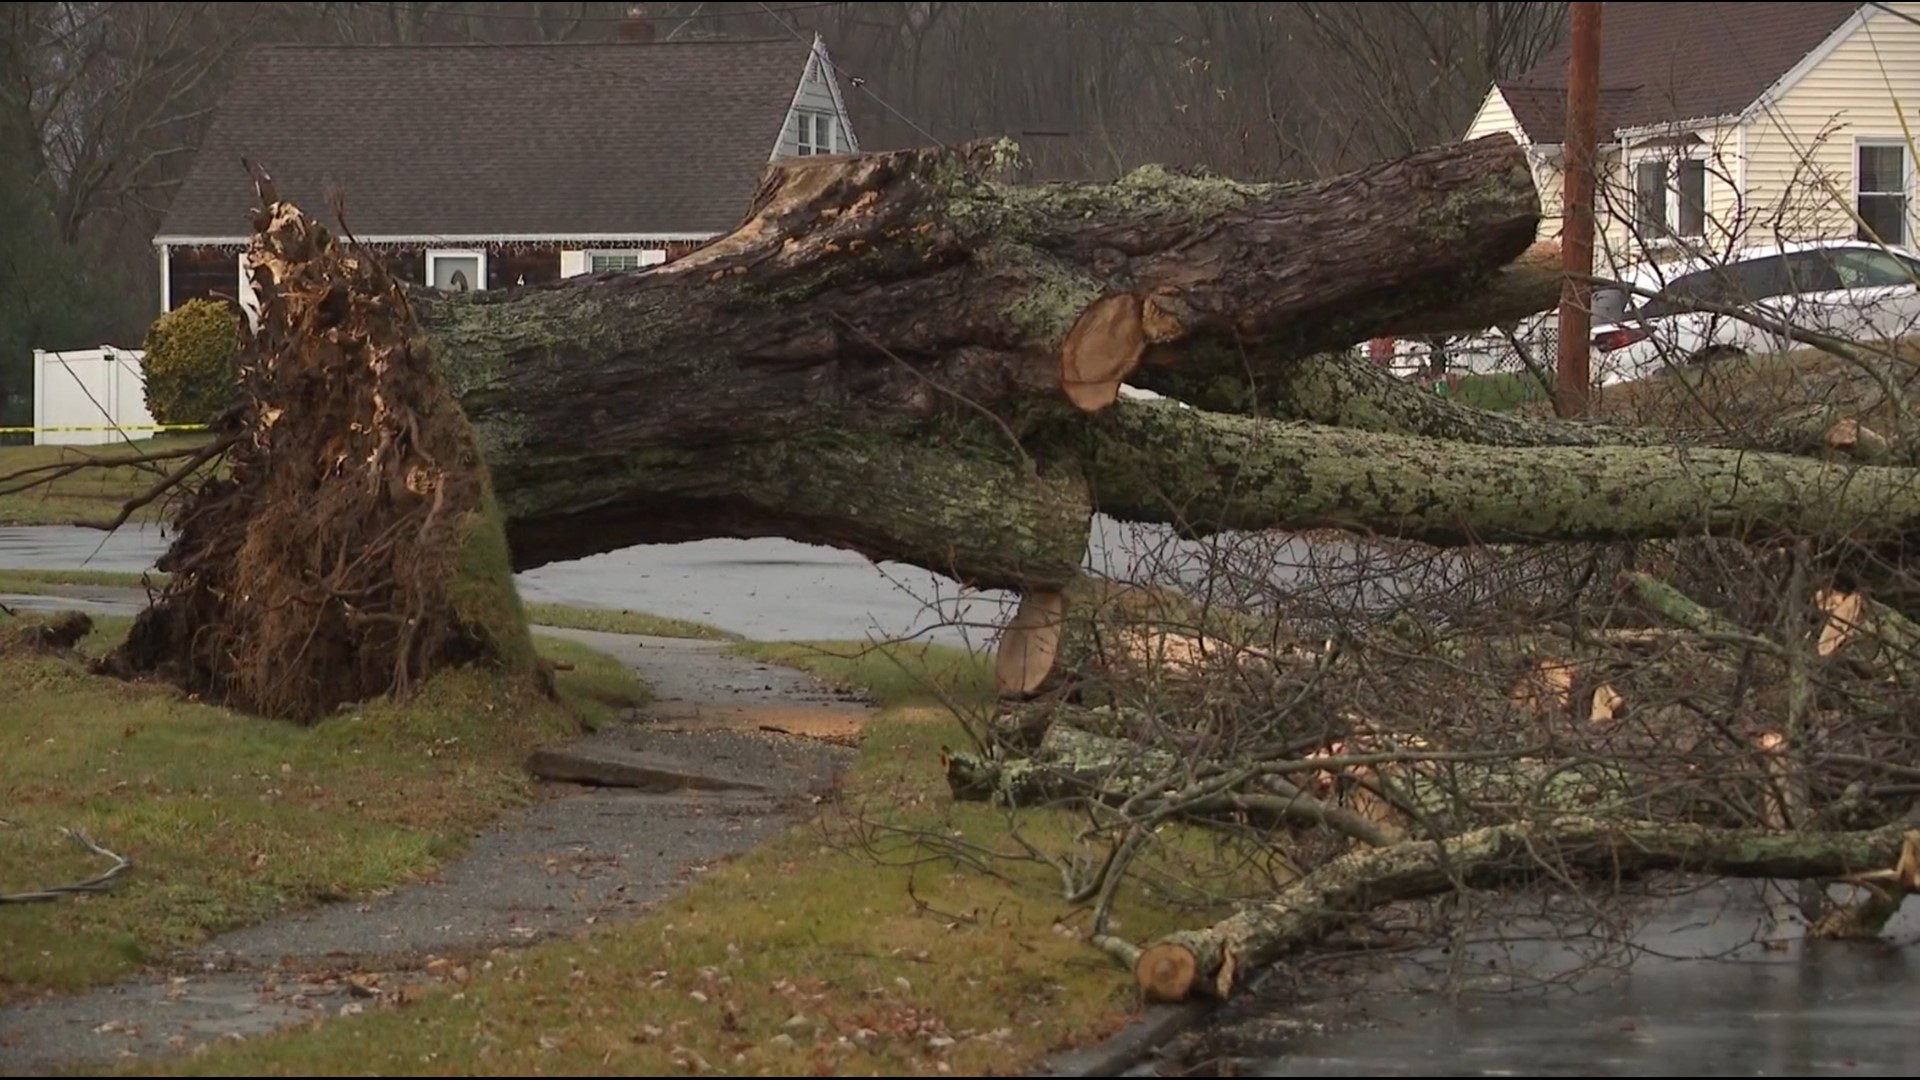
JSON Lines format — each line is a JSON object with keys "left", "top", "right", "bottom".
{"left": 1076, "top": 399, "right": 1920, "bottom": 548}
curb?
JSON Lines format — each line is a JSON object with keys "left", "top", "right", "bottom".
{"left": 1035, "top": 1000, "right": 1217, "bottom": 1077}
{"left": 1035, "top": 963, "right": 1282, "bottom": 1077}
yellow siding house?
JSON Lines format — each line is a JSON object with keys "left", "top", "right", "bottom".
{"left": 1465, "top": 2, "right": 1920, "bottom": 275}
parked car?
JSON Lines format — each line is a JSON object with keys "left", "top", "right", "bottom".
{"left": 1588, "top": 239, "right": 1920, "bottom": 385}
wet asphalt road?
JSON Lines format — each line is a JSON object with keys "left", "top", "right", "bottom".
{"left": 0, "top": 519, "right": 1428, "bottom": 646}
{"left": 0, "top": 521, "right": 1016, "bottom": 645}
{"left": 1169, "top": 881, "right": 1920, "bottom": 1078}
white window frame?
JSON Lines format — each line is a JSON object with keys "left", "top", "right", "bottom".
{"left": 586, "top": 248, "right": 669, "bottom": 273}
{"left": 1855, "top": 137, "right": 1912, "bottom": 246}
{"left": 426, "top": 248, "right": 488, "bottom": 292}
{"left": 794, "top": 109, "right": 836, "bottom": 156}
{"left": 1627, "top": 146, "right": 1710, "bottom": 246}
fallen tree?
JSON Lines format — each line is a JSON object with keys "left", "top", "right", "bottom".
{"left": 43, "top": 128, "right": 1920, "bottom": 999}
{"left": 394, "top": 133, "right": 1916, "bottom": 582}
{"left": 24, "top": 132, "right": 1915, "bottom": 718}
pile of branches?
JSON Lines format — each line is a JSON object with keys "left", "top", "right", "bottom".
{"left": 943, "top": 533, "right": 1920, "bottom": 1003}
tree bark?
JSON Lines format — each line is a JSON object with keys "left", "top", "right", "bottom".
{"left": 1075, "top": 399, "right": 1920, "bottom": 548}
{"left": 390, "top": 135, "right": 1920, "bottom": 594}
{"left": 413, "top": 134, "right": 1547, "bottom": 582}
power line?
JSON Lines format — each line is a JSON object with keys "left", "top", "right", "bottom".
{"left": 751, "top": 0, "right": 945, "bottom": 148}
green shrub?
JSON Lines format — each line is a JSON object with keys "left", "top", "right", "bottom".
{"left": 141, "top": 298, "right": 239, "bottom": 425}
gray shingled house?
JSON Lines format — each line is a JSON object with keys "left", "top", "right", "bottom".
{"left": 154, "top": 32, "right": 858, "bottom": 312}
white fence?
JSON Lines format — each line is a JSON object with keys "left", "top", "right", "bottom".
{"left": 32, "top": 346, "right": 158, "bottom": 446}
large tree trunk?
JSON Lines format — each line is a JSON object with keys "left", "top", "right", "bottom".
{"left": 397, "top": 135, "right": 1909, "bottom": 592}
{"left": 416, "top": 134, "right": 1552, "bottom": 585}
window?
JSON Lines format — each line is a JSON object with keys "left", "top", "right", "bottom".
{"left": 587, "top": 249, "right": 668, "bottom": 273}
{"left": 1857, "top": 141, "right": 1910, "bottom": 245}
{"left": 1635, "top": 160, "right": 1667, "bottom": 235}
{"left": 794, "top": 109, "right": 836, "bottom": 155}
{"left": 1817, "top": 247, "right": 1920, "bottom": 289}
{"left": 426, "top": 250, "right": 486, "bottom": 293}
{"left": 1632, "top": 155, "right": 1708, "bottom": 240}
{"left": 1676, "top": 159, "right": 1707, "bottom": 239}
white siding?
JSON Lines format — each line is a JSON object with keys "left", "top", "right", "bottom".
{"left": 1597, "top": 122, "right": 1743, "bottom": 270}
{"left": 1741, "top": 3, "right": 1920, "bottom": 246}
{"left": 1462, "top": 86, "right": 1568, "bottom": 246}
{"left": 1464, "top": 85, "right": 1521, "bottom": 143}
{"left": 775, "top": 44, "right": 855, "bottom": 159}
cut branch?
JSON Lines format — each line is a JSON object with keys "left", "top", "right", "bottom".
{"left": 1373, "top": 239, "right": 1562, "bottom": 337}
{"left": 0, "top": 828, "right": 134, "bottom": 905}
{"left": 1112, "top": 819, "right": 1920, "bottom": 1002}
{"left": 995, "top": 589, "right": 1068, "bottom": 698}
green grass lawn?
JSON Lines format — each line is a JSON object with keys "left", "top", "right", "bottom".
{"left": 521, "top": 601, "right": 738, "bottom": 641}
{"left": 1451, "top": 370, "right": 1548, "bottom": 411}
{"left": 0, "top": 435, "right": 217, "bottom": 527}
{"left": 0, "top": 568, "right": 171, "bottom": 593}
{"left": 0, "top": 612, "right": 649, "bottom": 1002}
{"left": 0, "top": 614, "right": 1268, "bottom": 1076}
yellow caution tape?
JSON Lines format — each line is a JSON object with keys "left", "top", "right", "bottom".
{"left": 0, "top": 423, "right": 210, "bottom": 435}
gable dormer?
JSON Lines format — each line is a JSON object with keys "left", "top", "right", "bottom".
{"left": 774, "top": 34, "right": 859, "bottom": 160}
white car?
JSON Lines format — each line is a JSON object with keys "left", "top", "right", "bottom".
{"left": 1588, "top": 239, "right": 1920, "bottom": 385}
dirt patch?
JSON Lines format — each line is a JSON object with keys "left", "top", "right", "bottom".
{"left": 653, "top": 704, "right": 873, "bottom": 744}
{"left": 0, "top": 610, "right": 91, "bottom": 655}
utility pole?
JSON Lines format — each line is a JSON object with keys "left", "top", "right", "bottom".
{"left": 1557, "top": 1, "right": 1602, "bottom": 418}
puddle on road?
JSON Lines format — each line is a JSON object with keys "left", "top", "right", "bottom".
{"left": 1169, "top": 881, "right": 1920, "bottom": 1077}
{"left": 1, "top": 521, "right": 1481, "bottom": 647}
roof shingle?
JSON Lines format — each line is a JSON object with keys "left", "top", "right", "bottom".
{"left": 1499, "top": 2, "right": 1864, "bottom": 143}
{"left": 159, "top": 38, "right": 818, "bottom": 240}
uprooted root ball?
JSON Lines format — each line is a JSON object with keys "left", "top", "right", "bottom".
{"left": 99, "top": 192, "right": 541, "bottom": 722}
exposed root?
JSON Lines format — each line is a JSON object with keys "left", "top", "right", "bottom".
{"left": 97, "top": 181, "right": 539, "bottom": 722}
